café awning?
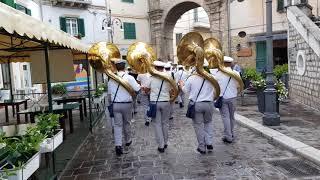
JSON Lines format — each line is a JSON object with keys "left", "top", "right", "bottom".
{"left": 0, "top": 3, "right": 89, "bottom": 62}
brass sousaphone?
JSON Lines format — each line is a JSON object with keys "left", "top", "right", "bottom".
{"left": 177, "top": 32, "right": 221, "bottom": 99}
{"left": 126, "top": 42, "right": 179, "bottom": 102}
{"left": 88, "top": 42, "right": 136, "bottom": 97}
{"left": 204, "top": 38, "right": 244, "bottom": 92}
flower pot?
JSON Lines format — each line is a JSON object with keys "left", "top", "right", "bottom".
{"left": 281, "top": 73, "right": 289, "bottom": 89}
{"left": 0, "top": 152, "right": 41, "bottom": 180}
{"left": 0, "top": 89, "right": 10, "bottom": 100}
{"left": 243, "top": 79, "right": 251, "bottom": 89}
{"left": 40, "top": 129, "right": 63, "bottom": 153}
{"left": 256, "top": 89, "right": 265, "bottom": 113}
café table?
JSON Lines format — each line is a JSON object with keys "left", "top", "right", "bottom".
{"left": 18, "top": 103, "right": 80, "bottom": 138}
{"left": 0, "top": 99, "right": 28, "bottom": 123}
{"left": 53, "top": 96, "right": 87, "bottom": 121}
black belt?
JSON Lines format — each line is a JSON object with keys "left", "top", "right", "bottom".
{"left": 113, "top": 102, "right": 132, "bottom": 103}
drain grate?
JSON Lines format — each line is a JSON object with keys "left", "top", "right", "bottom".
{"left": 267, "top": 158, "right": 320, "bottom": 178}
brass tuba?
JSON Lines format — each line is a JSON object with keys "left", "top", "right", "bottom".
{"left": 177, "top": 32, "right": 220, "bottom": 99}
{"left": 88, "top": 42, "right": 136, "bottom": 97}
{"left": 204, "top": 38, "right": 244, "bottom": 92}
{"left": 126, "top": 42, "right": 179, "bottom": 102}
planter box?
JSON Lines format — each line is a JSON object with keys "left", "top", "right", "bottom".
{"left": 0, "top": 152, "right": 40, "bottom": 180}
{"left": 40, "top": 129, "right": 63, "bottom": 153}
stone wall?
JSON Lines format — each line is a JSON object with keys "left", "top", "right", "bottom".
{"left": 287, "top": 6, "right": 320, "bottom": 110}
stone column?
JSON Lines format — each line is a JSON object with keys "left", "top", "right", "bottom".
{"left": 149, "top": 9, "right": 164, "bottom": 59}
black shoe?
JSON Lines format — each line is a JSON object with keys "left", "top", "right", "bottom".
{"left": 179, "top": 103, "right": 184, "bottom": 108}
{"left": 175, "top": 102, "right": 178, "bottom": 104}
{"left": 196, "top": 148, "right": 206, "bottom": 154}
{"left": 134, "top": 111, "right": 137, "bottom": 114}
{"left": 164, "top": 144, "right": 168, "bottom": 149}
{"left": 206, "top": 145, "right": 213, "bottom": 151}
{"left": 158, "top": 147, "right": 165, "bottom": 153}
{"left": 125, "top": 141, "right": 132, "bottom": 147}
{"left": 169, "top": 117, "right": 173, "bottom": 120}
{"left": 137, "top": 101, "right": 141, "bottom": 104}
{"left": 115, "top": 146, "right": 123, "bottom": 156}
{"left": 145, "top": 121, "right": 150, "bottom": 127}
{"left": 222, "top": 137, "right": 233, "bottom": 144}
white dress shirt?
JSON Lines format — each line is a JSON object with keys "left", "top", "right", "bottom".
{"left": 146, "top": 73, "right": 171, "bottom": 102}
{"left": 213, "top": 67, "right": 239, "bottom": 99}
{"left": 137, "top": 73, "right": 151, "bottom": 87}
{"left": 174, "top": 70, "right": 189, "bottom": 83}
{"left": 108, "top": 71, "right": 140, "bottom": 102}
{"left": 182, "top": 74, "right": 215, "bottom": 102}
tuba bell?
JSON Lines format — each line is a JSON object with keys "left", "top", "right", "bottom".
{"left": 127, "top": 42, "right": 179, "bottom": 102}
{"left": 88, "top": 42, "right": 136, "bottom": 97}
{"left": 204, "top": 38, "right": 244, "bottom": 92}
{"left": 177, "top": 32, "right": 221, "bottom": 99}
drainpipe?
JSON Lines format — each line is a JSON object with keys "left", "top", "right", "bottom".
{"left": 227, "top": 0, "right": 231, "bottom": 56}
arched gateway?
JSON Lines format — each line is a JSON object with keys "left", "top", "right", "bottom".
{"left": 148, "top": 0, "right": 226, "bottom": 60}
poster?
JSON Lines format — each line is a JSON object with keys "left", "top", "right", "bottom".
{"left": 65, "top": 60, "right": 88, "bottom": 91}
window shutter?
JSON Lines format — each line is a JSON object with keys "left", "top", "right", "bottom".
{"left": 124, "top": 22, "right": 136, "bottom": 40}
{"left": 122, "top": 0, "right": 134, "bottom": 3}
{"left": 26, "top": 8, "right": 31, "bottom": 16}
{"left": 1, "top": 0, "right": 15, "bottom": 8}
{"left": 277, "top": 0, "right": 284, "bottom": 12}
{"left": 77, "top": 18, "right": 85, "bottom": 37}
{"left": 59, "top": 17, "right": 67, "bottom": 32}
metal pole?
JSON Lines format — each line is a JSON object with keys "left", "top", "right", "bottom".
{"left": 109, "top": 9, "right": 114, "bottom": 43}
{"left": 86, "top": 54, "right": 93, "bottom": 132}
{"left": 7, "top": 60, "right": 13, "bottom": 100}
{"left": 263, "top": 0, "right": 280, "bottom": 126}
{"left": 94, "top": 70, "right": 98, "bottom": 89}
{"left": 44, "top": 44, "right": 53, "bottom": 112}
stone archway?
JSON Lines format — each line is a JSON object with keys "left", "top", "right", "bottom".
{"left": 149, "top": 0, "right": 226, "bottom": 60}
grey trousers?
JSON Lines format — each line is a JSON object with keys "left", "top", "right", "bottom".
{"left": 113, "top": 103, "right": 133, "bottom": 146}
{"left": 178, "top": 91, "right": 185, "bottom": 104}
{"left": 219, "top": 98, "right": 236, "bottom": 141}
{"left": 192, "top": 102, "right": 214, "bottom": 151}
{"left": 170, "top": 102, "right": 174, "bottom": 119}
{"left": 140, "top": 94, "right": 150, "bottom": 122}
{"left": 152, "top": 102, "right": 170, "bottom": 148}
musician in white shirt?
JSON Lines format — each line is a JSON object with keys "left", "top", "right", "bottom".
{"left": 164, "top": 63, "right": 175, "bottom": 120}
{"left": 145, "top": 61, "right": 171, "bottom": 153}
{"left": 214, "top": 56, "right": 240, "bottom": 143}
{"left": 108, "top": 60, "right": 141, "bottom": 156}
{"left": 174, "top": 65, "right": 189, "bottom": 108}
{"left": 179, "top": 62, "right": 215, "bottom": 154}
{"left": 137, "top": 72, "right": 151, "bottom": 126}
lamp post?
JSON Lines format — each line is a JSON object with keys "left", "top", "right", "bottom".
{"left": 102, "top": 9, "right": 124, "bottom": 43}
{"left": 263, "top": 0, "right": 280, "bottom": 126}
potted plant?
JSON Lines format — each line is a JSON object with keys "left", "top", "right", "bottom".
{"left": 252, "top": 78, "right": 288, "bottom": 113}
{"left": 36, "top": 114, "right": 63, "bottom": 153}
{"left": 0, "top": 88, "right": 11, "bottom": 100}
{"left": 242, "top": 68, "right": 261, "bottom": 89}
{"left": 0, "top": 127, "right": 45, "bottom": 180}
{"left": 51, "top": 84, "right": 67, "bottom": 97}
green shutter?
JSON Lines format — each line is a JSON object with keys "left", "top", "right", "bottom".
{"left": 256, "top": 41, "right": 267, "bottom": 72}
{"left": 59, "top": 17, "right": 67, "bottom": 32}
{"left": 122, "top": 0, "right": 134, "bottom": 3}
{"left": 1, "top": 0, "right": 15, "bottom": 8}
{"left": 124, "top": 22, "right": 136, "bottom": 40}
{"left": 277, "top": 0, "right": 284, "bottom": 11}
{"left": 77, "top": 18, "right": 85, "bottom": 37}
{"left": 26, "top": 8, "right": 31, "bottom": 15}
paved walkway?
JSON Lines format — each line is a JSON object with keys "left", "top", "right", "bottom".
{"left": 237, "top": 96, "right": 320, "bottom": 150}
{"left": 60, "top": 102, "right": 320, "bottom": 180}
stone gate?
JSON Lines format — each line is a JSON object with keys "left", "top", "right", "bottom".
{"left": 148, "top": 0, "right": 227, "bottom": 60}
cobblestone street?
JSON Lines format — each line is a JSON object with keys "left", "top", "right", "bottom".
{"left": 60, "top": 102, "right": 320, "bottom": 180}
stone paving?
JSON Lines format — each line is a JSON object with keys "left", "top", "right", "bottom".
{"left": 237, "top": 96, "right": 320, "bottom": 150}
{"left": 60, "top": 101, "right": 320, "bottom": 180}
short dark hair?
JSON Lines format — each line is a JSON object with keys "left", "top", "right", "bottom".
{"left": 155, "top": 66, "right": 164, "bottom": 71}
{"left": 115, "top": 63, "right": 126, "bottom": 71}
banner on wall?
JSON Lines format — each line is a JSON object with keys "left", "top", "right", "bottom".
{"left": 64, "top": 59, "right": 89, "bottom": 91}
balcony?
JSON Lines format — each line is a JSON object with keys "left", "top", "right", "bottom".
{"left": 51, "top": 0, "right": 92, "bottom": 8}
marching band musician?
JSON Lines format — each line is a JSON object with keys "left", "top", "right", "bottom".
{"left": 108, "top": 60, "right": 141, "bottom": 156}
{"left": 137, "top": 72, "right": 152, "bottom": 126}
{"left": 174, "top": 65, "right": 189, "bottom": 108}
{"left": 164, "top": 63, "right": 175, "bottom": 120}
{"left": 145, "top": 61, "right": 172, "bottom": 153}
{"left": 178, "top": 60, "right": 215, "bottom": 154}
{"left": 214, "top": 56, "right": 240, "bottom": 144}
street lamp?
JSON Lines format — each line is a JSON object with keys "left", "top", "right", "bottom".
{"left": 263, "top": 0, "right": 280, "bottom": 126}
{"left": 102, "top": 9, "right": 124, "bottom": 43}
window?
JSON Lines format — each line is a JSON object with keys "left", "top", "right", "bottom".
{"left": 194, "top": 8, "right": 199, "bottom": 22}
{"left": 123, "top": 22, "right": 136, "bottom": 39}
{"left": 122, "top": 0, "right": 134, "bottom": 3}
{"left": 176, "top": 33, "right": 183, "bottom": 46}
{"left": 277, "top": 0, "right": 285, "bottom": 12}
{"left": 60, "top": 17, "right": 85, "bottom": 37}
{"left": 15, "top": 4, "right": 31, "bottom": 16}
{"left": 0, "top": 0, "right": 15, "bottom": 8}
